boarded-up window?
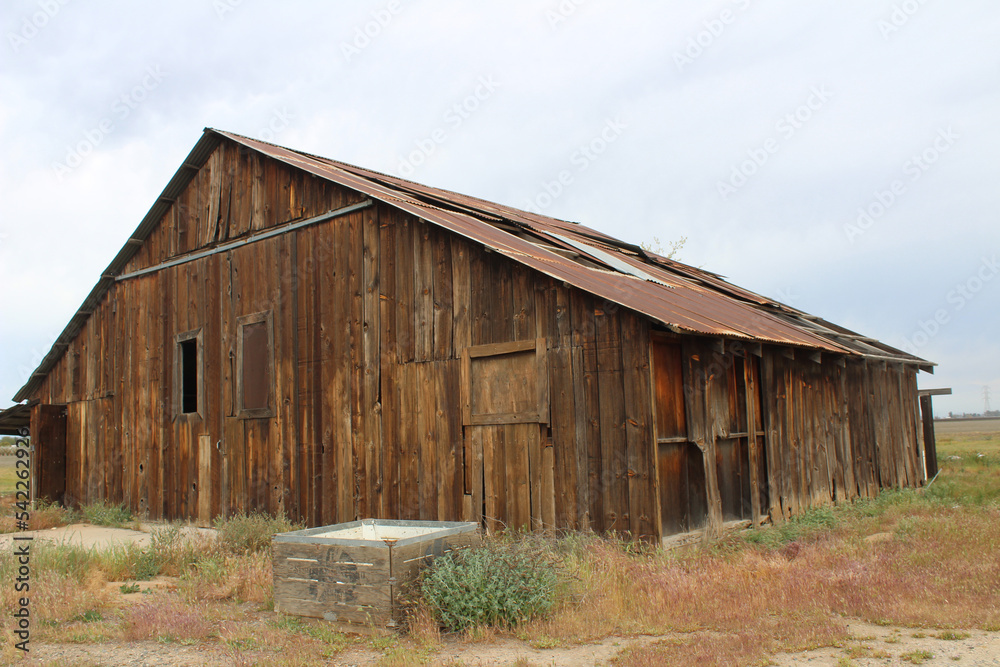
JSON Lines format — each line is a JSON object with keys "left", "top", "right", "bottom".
{"left": 237, "top": 312, "right": 274, "bottom": 418}
{"left": 462, "top": 339, "right": 549, "bottom": 425}
{"left": 174, "top": 329, "right": 203, "bottom": 418}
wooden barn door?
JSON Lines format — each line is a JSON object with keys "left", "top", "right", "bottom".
{"left": 33, "top": 404, "right": 68, "bottom": 505}
{"left": 461, "top": 339, "right": 553, "bottom": 532}
{"left": 655, "top": 337, "right": 769, "bottom": 538}
{"left": 716, "top": 355, "right": 764, "bottom": 523}
{"left": 651, "top": 339, "right": 709, "bottom": 536}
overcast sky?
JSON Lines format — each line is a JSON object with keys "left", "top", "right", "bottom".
{"left": 1, "top": 1, "right": 997, "bottom": 417}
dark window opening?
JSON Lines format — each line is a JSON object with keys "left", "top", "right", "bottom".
{"left": 179, "top": 338, "right": 198, "bottom": 414}
{"left": 241, "top": 320, "right": 270, "bottom": 412}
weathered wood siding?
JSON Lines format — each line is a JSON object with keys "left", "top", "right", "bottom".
{"left": 649, "top": 336, "right": 924, "bottom": 538}
{"left": 758, "top": 353, "right": 922, "bottom": 522}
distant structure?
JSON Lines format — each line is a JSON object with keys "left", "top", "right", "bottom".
{"left": 985, "top": 386, "right": 992, "bottom": 414}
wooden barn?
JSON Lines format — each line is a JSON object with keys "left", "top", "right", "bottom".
{"left": 13, "top": 129, "right": 935, "bottom": 542}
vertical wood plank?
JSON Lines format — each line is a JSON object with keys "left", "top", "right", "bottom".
{"left": 335, "top": 215, "right": 355, "bottom": 522}
{"left": 379, "top": 209, "right": 399, "bottom": 519}
{"left": 506, "top": 423, "right": 532, "bottom": 531}
{"left": 416, "top": 362, "right": 437, "bottom": 520}
{"left": 490, "top": 255, "right": 513, "bottom": 344}
{"left": 349, "top": 211, "right": 366, "bottom": 519}
{"left": 569, "top": 289, "right": 601, "bottom": 532}
{"left": 467, "top": 426, "right": 484, "bottom": 524}
{"left": 436, "top": 360, "right": 460, "bottom": 521}
{"left": 414, "top": 221, "right": 434, "bottom": 362}
{"left": 470, "top": 253, "right": 488, "bottom": 346}
{"left": 528, "top": 422, "right": 544, "bottom": 530}
{"left": 395, "top": 215, "right": 414, "bottom": 362}
{"left": 541, "top": 436, "right": 556, "bottom": 530}
{"left": 745, "top": 357, "right": 762, "bottom": 525}
{"left": 281, "top": 233, "right": 299, "bottom": 521}
{"left": 397, "top": 363, "right": 419, "bottom": 520}
{"left": 198, "top": 434, "right": 211, "bottom": 526}
{"left": 548, "top": 342, "right": 576, "bottom": 529}
{"left": 512, "top": 265, "right": 535, "bottom": 341}
{"left": 318, "top": 219, "right": 337, "bottom": 524}
{"left": 595, "top": 304, "right": 627, "bottom": 533}
{"left": 483, "top": 425, "right": 507, "bottom": 532}
{"left": 451, "top": 237, "right": 471, "bottom": 354}
{"left": 432, "top": 230, "right": 454, "bottom": 360}
{"left": 363, "top": 208, "right": 383, "bottom": 518}
{"left": 620, "top": 313, "right": 656, "bottom": 539}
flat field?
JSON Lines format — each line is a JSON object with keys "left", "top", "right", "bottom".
{"left": 0, "top": 455, "right": 19, "bottom": 496}
{"left": 934, "top": 416, "right": 1000, "bottom": 440}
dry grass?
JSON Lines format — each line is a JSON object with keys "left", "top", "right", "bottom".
{"left": 407, "top": 602, "right": 444, "bottom": 650}
{"left": 121, "top": 596, "right": 216, "bottom": 643}
{"left": 0, "top": 511, "right": 355, "bottom": 664}
{"left": 178, "top": 550, "right": 272, "bottom": 603}
{"left": 219, "top": 612, "right": 353, "bottom": 666}
{"left": 507, "top": 427, "right": 1000, "bottom": 664}
{"left": 0, "top": 494, "right": 78, "bottom": 532}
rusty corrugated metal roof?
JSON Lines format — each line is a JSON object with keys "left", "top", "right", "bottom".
{"left": 12, "top": 128, "right": 932, "bottom": 402}
{"left": 216, "top": 130, "right": 927, "bottom": 361}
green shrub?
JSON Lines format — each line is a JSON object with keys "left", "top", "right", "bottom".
{"left": 420, "top": 541, "right": 558, "bottom": 631}
{"left": 213, "top": 511, "right": 303, "bottom": 554}
{"left": 81, "top": 501, "right": 133, "bottom": 527}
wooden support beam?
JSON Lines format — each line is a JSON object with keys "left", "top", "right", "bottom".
{"left": 919, "top": 394, "right": 938, "bottom": 479}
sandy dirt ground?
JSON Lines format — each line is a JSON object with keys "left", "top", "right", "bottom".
{"left": 0, "top": 522, "right": 216, "bottom": 551}
{"left": 0, "top": 523, "right": 152, "bottom": 550}
{"left": 24, "top": 621, "right": 1000, "bottom": 666}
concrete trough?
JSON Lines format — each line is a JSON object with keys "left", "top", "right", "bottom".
{"left": 272, "top": 518, "right": 480, "bottom": 631}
